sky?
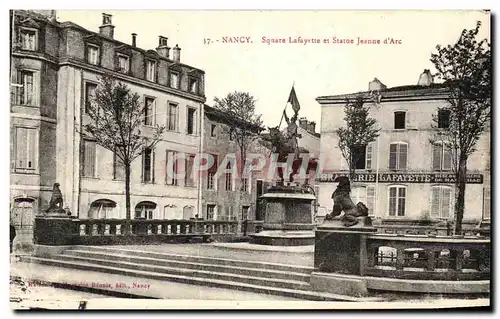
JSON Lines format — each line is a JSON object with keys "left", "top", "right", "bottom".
{"left": 56, "top": 10, "right": 490, "bottom": 128}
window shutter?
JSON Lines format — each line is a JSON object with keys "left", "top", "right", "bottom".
{"left": 443, "top": 146, "right": 452, "bottom": 171}
{"left": 397, "top": 187, "right": 406, "bottom": 216}
{"left": 441, "top": 187, "right": 451, "bottom": 219}
{"left": 388, "top": 187, "right": 397, "bottom": 216}
{"left": 398, "top": 144, "right": 408, "bottom": 170}
{"left": 366, "top": 186, "right": 375, "bottom": 216}
{"left": 152, "top": 149, "right": 156, "bottom": 183}
{"left": 141, "top": 150, "right": 145, "bottom": 182}
{"left": 483, "top": 188, "right": 491, "bottom": 220}
{"left": 27, "top": 129, "right": 37, "bottom": 170}
{"left": 366, "top": 144, "right": 373, "bottom": 170}
{"left": 32, "top": 71, "right": 39, "bottom": 106}
{"left": 389, "top": 144, "right": 397, "bottom": 170}
{"left": 432, "top": 144, "right": 441, "bottom": 171}
{"left": 430, "top": 187, "right": 440, "bottom": 218}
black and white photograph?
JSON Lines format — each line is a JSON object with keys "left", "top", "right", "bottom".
{"left": 7, "top": 8, "right": 491, "bottom": 310}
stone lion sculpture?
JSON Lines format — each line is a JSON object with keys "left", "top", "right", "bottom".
{"left": 45, "top": 182, "right": 64, "bottom": 213}
{"left": 324, "top": 176, "right": 368, "bottom": 227}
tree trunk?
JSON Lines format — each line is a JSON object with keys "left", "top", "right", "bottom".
{"left": 454, "top": 155, "right": 468, "bottom": 235}
{"left": 124, "top": 161, "right": 132, "bottom": 235}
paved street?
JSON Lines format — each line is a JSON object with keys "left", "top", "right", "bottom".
{"left": 10, "top": 260, "right": 301, "bottom": 304}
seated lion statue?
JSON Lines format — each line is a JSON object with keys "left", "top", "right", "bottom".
{"left": 324, "top": 176, "right": 368, "bottom": 227}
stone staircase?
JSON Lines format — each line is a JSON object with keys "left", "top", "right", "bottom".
{"left": 19, "top": 246, "right": 380, "bottom": 301}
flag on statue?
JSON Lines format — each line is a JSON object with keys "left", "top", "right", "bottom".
{"left": 283, "top": 109, "right": 289, "bottom": 124}
{"left": 287, "top": 86, "right": 301, "bottom": 113}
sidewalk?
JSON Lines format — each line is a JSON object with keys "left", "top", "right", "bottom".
{"left": 10, "top": 260, "right": 301, "bottom": 302}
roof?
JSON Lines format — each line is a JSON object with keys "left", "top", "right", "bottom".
{"left": 204, "top": 105, "right": 264, "bottom": 132}
{"left": 316, "top": 82, "right": 450, "bottom": 104}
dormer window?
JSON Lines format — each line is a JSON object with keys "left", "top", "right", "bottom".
{"left": 189, "top": 77, "right": 198, "bottom": 94}
{"left": 19, "top": 28, "right": 37, "bottom": 51}
{"left": 117, "top": 54, "right": 129, "bottom": 73}
{"left": 170, "top": 71, "right": 179, "bottom": 89}
{"left": 146, "top": 60, "right": 157, "bottom": 82}
{"left": 86, "top": 44, "right": 100, "bottom": 65}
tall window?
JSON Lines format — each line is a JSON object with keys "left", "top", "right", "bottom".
{"left": 113, "top": 148, "right": 125, "bottom": 180}
{"left": 242, "top": 177, "right": 249, "bottom": 193}
{"left": 142, "top": 147, "right": 154, "bottom": 183}
{"left": 146, "top": 60, "right": 156, "bottom": 82}
{"left": 135, "top": 202, "right": 156, "bottom": 219}
{"left": 20, "top": 28, "right": 37, "bottom": 51}
{"left": 187, "top": 108, "right": 196, "bottom": 135}
{"left": 86, "top": 44, "right": 100, "bottom": 65}
{"left": 88, "top": 199, "right": 117, "bottom": 219}
{"left": 117, "top": 54, "right": 129, "bottom": 73}
{"left": 219, "top": 206, "right": 234, "bottom": 221}
{"left": 189, "top": 78, "right": 198, "bottom": 94}
{"left": 242, "top": 205, "right": 250, "bottom": 220}
{"left": 166, "top": 150, "right": 179, "bottom": 186}
{"left": 207, "top": 154, "right": 218, "bottom": 190}
{"left": 225, "top": 162, "right": 233, "bottom": 191}
{"left": 438, "top": 109, "right": 451, "bottom": 129}
{"left": 84, "top": 82, "right": 97, "bottom": 113}
{"left": 210, "top": 124, "right": 217, "bottom": 137}
{"left": 170, "top": 72, "right": 179, "bottom": 89}
{"left": 185, "top": 154, "right": 195, "bottom": 187}
{"left": 167, "top": 103, "right": 178, "bottom": 131}
{"left": 351, "top": 144, "right": 368, "bottom": 170}
{"left": 144, "top": 97, "right": 155, "bottom": 126}
{"left": 389, "top": 142, "right": 408, "bottom": 171}
{"left": 432, "top": 142, "right": 452, "bottom": 171}
{"left": 483, "top": 187, "right": 491, "bottom": 220}
{"left": 388, "top": 186, "right": 406, "bottom": 217}
{"left": 430, "top": 186, "right": 452, "bottom": 219}
{"left": 15, "top": 127, "right": 37, "bottom": 173}
{"left": 82, "top": 139, "right": 96, "bottom": 177}
{"left": 394, "top": 111, "right": 406, "bottom": 129}
{"left": 207, "top": 204, "right": 216, "bottom": 220}
{"left": 15, "top": 70, "right": 35, "bottom": 106}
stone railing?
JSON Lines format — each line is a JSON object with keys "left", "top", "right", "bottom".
{"left": 365, "top": 234, "right": 490, "bottom": 281}
{"left": 34, "top": 217, "right": 244, "bottom": 246}
{"left": 312, "top": 217, "right": 490, "bottom": 296}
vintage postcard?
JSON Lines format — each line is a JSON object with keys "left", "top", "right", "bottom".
{"left": 8, "top": 9, "right": 491, "bottom": 310}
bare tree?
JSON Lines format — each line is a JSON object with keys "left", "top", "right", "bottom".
{"left": 337, "top": 96, "right": 380, "bottom": 180}
{"left": 83, "top": 74, "right": 165, "bottom": 231}
{"left": 213, "top": 92, "right": 263, "bottom": 221}
{"left": 430, "top": 21, "right": 491, "bottom": 234}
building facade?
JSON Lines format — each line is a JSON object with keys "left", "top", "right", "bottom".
{"left": 201, "top": 105, "right": 262, "bottom": 223}
{"left": 10, "top": 11, "right": 206, "bottom": 237}
{"left": 316, "top": 72, "right": 491, "bottom": 227}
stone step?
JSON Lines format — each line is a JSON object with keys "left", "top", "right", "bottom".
{"left": 70, "top": 246, "right": 314, "bottom": 274}
{"left": 54, "top": 254, "right": 311, "bottom": 291}
{"left": 64, "top": 250, "right": 311, "bottom": 283}
{"left": 20, "top": 256, "right": 379, "bottom": 302}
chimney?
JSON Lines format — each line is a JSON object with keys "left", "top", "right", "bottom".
{"left": 172, "top": 44, "right": 181, "bottom": 62}
{"left": 308, "top": 121, "right": 316, "bottom": 134}
{"left": 368, "top": 78, "right": 387, "bottom": 91}
{"left": 156, "top": 36, "right": 171, "bottom": 58}
{"left": 298, "top": 117, "right": 308, "bottom": 130}
{"left": 131, "top": 33, "right": 137, "bottom": 47}
{"left": 99, "top": 13, "right": 115, "bottom": 39}
{"left": 417, "top": 69, "right": 434, "bottom": 86}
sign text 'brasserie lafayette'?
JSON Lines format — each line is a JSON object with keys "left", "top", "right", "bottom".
{"left": 317, "top": 172, "right": 484, "bottom": 184}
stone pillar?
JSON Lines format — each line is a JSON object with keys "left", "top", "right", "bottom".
{"left": 311, "top": 217, "right": 377, "bottom": 297}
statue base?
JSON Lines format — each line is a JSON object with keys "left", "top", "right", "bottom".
{"left": 318, "top": 216, "right": 377, "bottom": 233}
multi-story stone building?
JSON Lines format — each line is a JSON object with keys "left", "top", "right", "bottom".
{"left": 10, "top": 10, "right": 206, "bottom": 241}
{"left": 316, "top": 71, "right": 490, "bottom": 228}
{"left": 201, "top": 105, "right": 262, "bottom": 223}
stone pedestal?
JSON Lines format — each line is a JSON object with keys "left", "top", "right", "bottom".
{"left": 311, "top": 216, "right": 377, "bottom": 296}
{"left": 250, "top": 185, "right": 316, "bottom": 246}
{"left": 34, "top": 216, "right": 77, "bottom": 246}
